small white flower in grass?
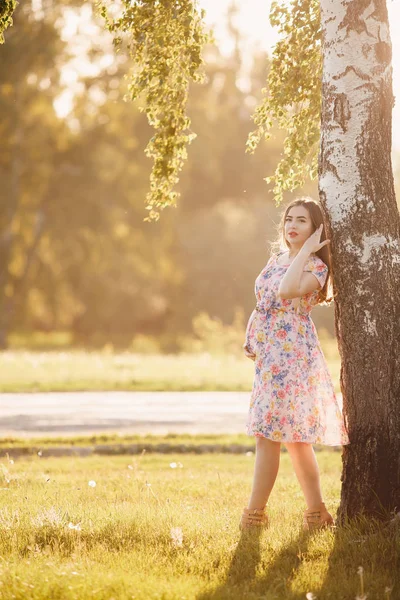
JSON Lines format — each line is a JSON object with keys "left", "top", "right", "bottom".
{"left": 68, "top": 522, "right": 81, "bottom": 531}
{"left": 127, "top": 465, "right": 133, "bottom": 470}
{"left": 357, "top": 566, "right": 366, "bottom": 600}
{"left": 37, "top": 451, "right": 42, "bottom": 457}
{"left": 145, "top": 481, "right": 151, "bottom": 487}
{"left": 170, "top": 527, "right": 183, "bottom": 547}
{"left": 306, "top": 593, "right": 316, "bottom": 600}
{"left": 88, "top": 480, "right": 96, "bottom": 487}
{"left": 170, "top": 462, "right": 177, "bottom": 468}
{"left": 246, "top": 451, "right": 254, "bottom": 456}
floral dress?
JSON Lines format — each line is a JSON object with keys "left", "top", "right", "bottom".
{"left": 245, "top": 250, "right": 350, "bottom": 446}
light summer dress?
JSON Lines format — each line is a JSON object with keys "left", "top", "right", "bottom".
{"left": 245, "top": 250, "right": 350, "bottom": 446}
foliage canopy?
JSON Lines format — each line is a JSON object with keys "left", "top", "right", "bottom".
{"left": 99, "top": 0, "right": 211, "bottom": 221}
{"left": 246, "top": 0, "right": 321, "bottom": 205}
{"left": 0, "top": 0, "right": 17, "bottom": 43}
{"left": 100, "top": 0, "right": 321, "bottom": 217}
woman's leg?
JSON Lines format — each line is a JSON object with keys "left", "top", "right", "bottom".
{"left": 284, "top": 442, "right": 323, "bottom": 508}
{"left": 247, "top": 437, "right": 281, "bottom": 510}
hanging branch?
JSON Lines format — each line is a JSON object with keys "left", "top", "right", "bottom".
{"left": 246, "top": 0, "right": 321, "bottom": 204}
{"left": 98, "top": 0, "right": 210, "bottom": 222}
{"left": 0, "top": 0, "right": 17, "bottom": 42}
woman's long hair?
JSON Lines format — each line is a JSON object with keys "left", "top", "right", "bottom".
{"left": 269, "top": 196, "right": 334, "bottom": 305}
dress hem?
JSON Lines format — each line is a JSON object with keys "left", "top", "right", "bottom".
{"left": 246, "top": 430, "right": 349, "bottom": 447}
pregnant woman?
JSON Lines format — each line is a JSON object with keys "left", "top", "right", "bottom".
{"left": 241, "top": 196, "right": 349, "bottom": 531}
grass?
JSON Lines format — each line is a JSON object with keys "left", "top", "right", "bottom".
{"left": 0, "top": 433, "right": 259, "bottom": 450}
{"left": 0, "top": 449, "right": 398, "bottom": 599}
{"left": 0, "top": 433, "right": 341, "bottom": 459}
{"left": 0, "top": 345, "right": 341, "bottom": 393}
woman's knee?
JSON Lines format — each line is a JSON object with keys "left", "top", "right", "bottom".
{"left": 256, "top": 436, "right": 281, "bottom": 450}
{"left": 284, "top": 441, "right": 310, "bottom": 454}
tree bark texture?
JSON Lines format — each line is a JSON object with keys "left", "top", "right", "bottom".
{"left": 319, "top": 0, "right": 400, "bottom": 522}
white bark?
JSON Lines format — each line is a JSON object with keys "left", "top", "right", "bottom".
{"left": 319, "top": 0, "right": 400, "bottom": 521}
{"left": 320, "top": 0, "right": 392, "bottom": 225}
{"left": 320, "top": 0, "right": 399, "bottom": 308}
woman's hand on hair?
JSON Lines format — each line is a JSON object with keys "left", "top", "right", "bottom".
{"left": 301, "top": 224, "right": 330, "bottom": 255}
{"left": 243, "top": 343, "right": 256, "bottom": 361}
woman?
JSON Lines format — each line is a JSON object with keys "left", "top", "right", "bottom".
{"left": 241, "top": 197, "right": 350, "bottom": 531}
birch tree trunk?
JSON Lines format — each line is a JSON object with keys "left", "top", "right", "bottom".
{"left": 319, "top": 0, "right": 400, "bottom": 523}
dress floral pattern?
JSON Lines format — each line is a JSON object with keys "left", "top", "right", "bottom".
{"left": 245, "top": 250, "right": 350, "bottom": 446}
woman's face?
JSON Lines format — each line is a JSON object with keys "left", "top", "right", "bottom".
{"left": 284, "top": 205, "right": 315, "bottom": 250}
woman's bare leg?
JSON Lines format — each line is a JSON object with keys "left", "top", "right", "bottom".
{"left": 247, "top": 437, "right": 281, "bottom": 510}
{"left": 285, "top": 442, "right": 323, "bottom": 508}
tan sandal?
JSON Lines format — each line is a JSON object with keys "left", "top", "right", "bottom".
{"left": 303, "top": 501, "right": 335, "bottom": 531}
{"left": 239, "top": 507, "right": 269, "bottom": 531}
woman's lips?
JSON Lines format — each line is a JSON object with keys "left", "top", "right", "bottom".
{"left": 288, "top": 232, "right": 298, "bottom": 237}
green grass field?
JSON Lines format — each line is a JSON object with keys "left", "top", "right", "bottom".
{"left": 0, "top": 433, "right": 257, "bottom": 450}
{"left": 0, "top": 347, "right": 341, "bottom": 393}
{"left": 0, "top": 433, "right": 340, "bottom": 461}
{"left": 0, "top": 448, "right": 398, "bottom": 599}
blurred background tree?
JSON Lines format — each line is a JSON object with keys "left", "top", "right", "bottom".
{"left": 3, "top": 0, "right": 395, "bottom": 351}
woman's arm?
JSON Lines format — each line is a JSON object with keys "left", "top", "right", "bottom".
{"left": 278, "top": 225, "right": 330, "bottom": 299}
{"left": 243, "top": 309, "right": 257, "bottom": 360}
{"left": 245, "top": 309, "right": 257, "bottom": 339}
{"left": 278, "top": 248, "right": 319, "bottom": 299}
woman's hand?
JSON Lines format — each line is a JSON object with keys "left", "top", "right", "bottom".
{"left": 301, "top": 224, "right": 331, "bottom": 255}
{"left": 243, "top": 343, "right": 256, "bottom": 361}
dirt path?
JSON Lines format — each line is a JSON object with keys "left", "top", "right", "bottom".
{"left": 0, "top": 391, "right": 251, "bottom": 437}
{"left": 0, "top": 391, "right": 343, "bottom": 438}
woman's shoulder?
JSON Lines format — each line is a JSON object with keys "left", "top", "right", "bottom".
{"left": 306, "top": 253, "right": 328, "bottom": 269}
{"left": 270, "top": 249, "right": 285, "bottom": 261}
{"left": 267, "top": 250, "right": 281, "bottom": 263}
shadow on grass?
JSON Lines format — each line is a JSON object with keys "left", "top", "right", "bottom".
{"left": 197, "top": 526, "right": 313, "bottom": 600}
{"left": 316, "top": 514, "right": 400, "bottom": 600}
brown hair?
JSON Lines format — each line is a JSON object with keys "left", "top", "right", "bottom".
{"left": 270, "top": 196, "right": 334, "bottom": 305}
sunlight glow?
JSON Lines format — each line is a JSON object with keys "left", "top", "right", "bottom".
{"left": 201, "top": 0, "right": 400, "bottom": 152}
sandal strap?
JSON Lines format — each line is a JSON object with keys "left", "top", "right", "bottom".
{"left": 240, "top": 507, "right": 269, "bottom": 529}
{"left": 242, "top": 508, "right": 266, "bottom": 516}
{"left": 303, "top": 505, "right": 334, "bottom": 530}
{"left": 305, "top": 511, "right": 322, "bottom": 518}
